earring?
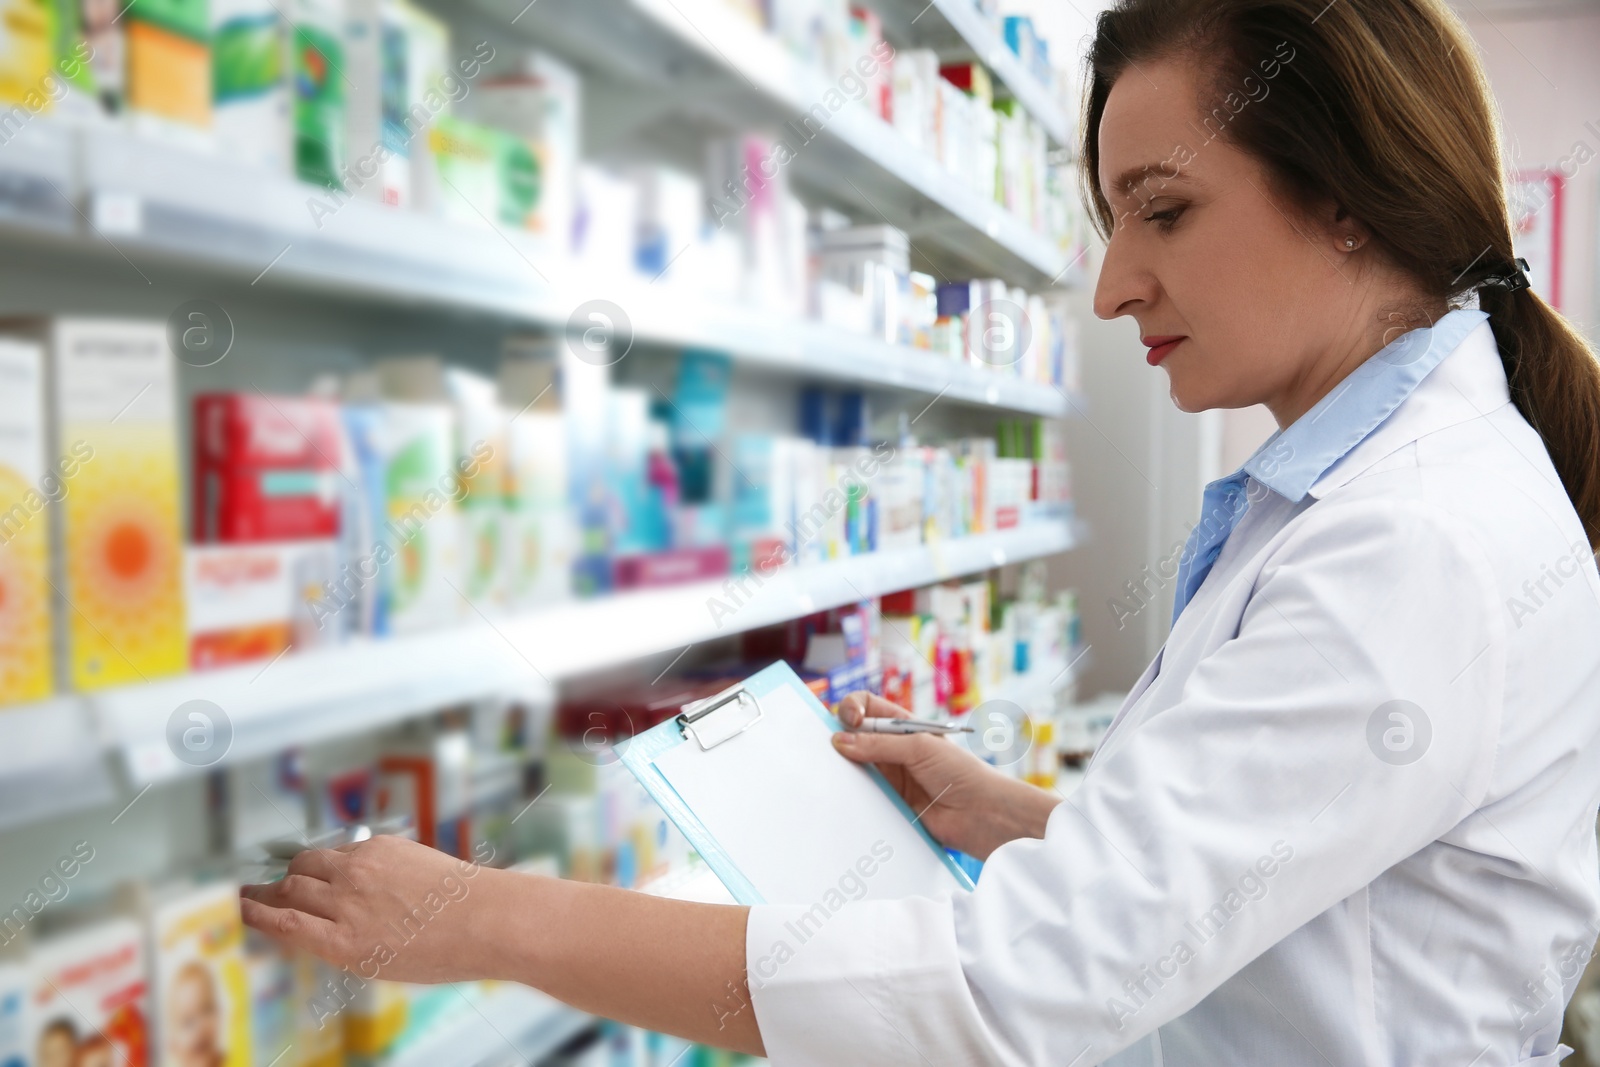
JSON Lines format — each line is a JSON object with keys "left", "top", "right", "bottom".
{"left": 1342, "top": 235, "right": 1359, "bottom": 251}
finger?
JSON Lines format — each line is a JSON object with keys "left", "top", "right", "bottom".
{"left": 239, "top": 896, "right": 345, "bottom": 961}
{"left": 242, "top": 874, "right": 339, "bottom": 920}
{"left": 834, "top": 691, "right": 913, "bottom": 728}
{"left": 286, "top": 847, "right": 348, "bottom": 883}
{"left": 832, "top": 728, "right": 939, "bottom": 766}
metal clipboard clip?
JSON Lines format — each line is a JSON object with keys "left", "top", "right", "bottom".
{"left": 678, "top": 683, "right": 765, "bottom": 751}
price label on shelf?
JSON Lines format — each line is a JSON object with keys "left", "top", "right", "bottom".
{"left": 92, "top": 191, "right": 144, "bottom": 236}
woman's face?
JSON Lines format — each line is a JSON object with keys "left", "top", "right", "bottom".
{"left": 1093, "top": 56, "right": 1370, "bottom": 423}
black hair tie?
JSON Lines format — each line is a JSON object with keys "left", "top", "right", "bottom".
{"left": 1480, "top": 257, "right": 1531, "bottom": 294}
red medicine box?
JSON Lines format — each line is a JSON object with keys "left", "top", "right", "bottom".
{"left": 193, "top": 393, "right": 343, "bottom": 542}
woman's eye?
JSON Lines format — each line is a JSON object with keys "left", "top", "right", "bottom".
{"left": 1143, "top": 206, "right": 1186, "bottom": 231}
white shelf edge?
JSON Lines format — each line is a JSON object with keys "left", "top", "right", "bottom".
{"left": 0, "top": 697, "right": 117, "bottom": 832}
{"left": 627, "top": 0, "right": 1070, "bottom": 281}
{"left": 81, "top": 521, "right": 1076, "bottom": 789}
{"left": 923, "top": 0, "right": 1074, "bottom": 147}
{"left": 0, "top": 119, "right": 1074, "bottom": 419}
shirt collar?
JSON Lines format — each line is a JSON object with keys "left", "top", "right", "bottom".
{"left": 1240, "top": 308, "right": 1490, "bottom": 502}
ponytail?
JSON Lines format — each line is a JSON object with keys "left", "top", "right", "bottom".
{"left": 1479, "top": 283, "right": 1600, "bottom": 550}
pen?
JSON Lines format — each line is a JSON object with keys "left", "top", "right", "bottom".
{"left": 847, "top": 718, "right": 974, "bottom": 735}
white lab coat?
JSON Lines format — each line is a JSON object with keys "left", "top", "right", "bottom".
{"left": 745, "top": 321, "right": 1600, "bottom": 1065}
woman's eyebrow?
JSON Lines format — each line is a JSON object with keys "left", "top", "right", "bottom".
{"left": 1107, "top": 163, "right": 1198, "bottom": 197}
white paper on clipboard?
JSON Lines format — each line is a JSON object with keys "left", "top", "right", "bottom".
{"left": 652, "top": 680, "right": 966, "bottom": 906}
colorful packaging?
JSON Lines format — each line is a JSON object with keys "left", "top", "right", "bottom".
{"left": 499, "top": 347, "right": 570, "bottom": 608}
{"left": 396, "top": 0, "right": 446, "bottom": 213}
{"left": 0, "top": 338, "right": 54, "bottom": 705}
{"left": 562, "top": 344, "right": 612, "bottom": 597}
{"left": 460, "top": 51, "right": 580, "bottom": 242}
{"left": 343, "top": 0, "right": 410, "bottom": 205}
{"left": 211, "top": 0, "right": 290, "bottom": 173}
{"left": 291, "top": 952, "right": 343, "bottom": 1067}
{"left": 341, "top": 980, "right": 405, "bottom": 1057}
{"left": 335, "top": 401, "right": 388, "bottom": 635}
{"left": 22, "top": 318, "right": 187, "bottom": 691}
{"left": 128, "top": 0, "right": 208, "bottom": 37}
{"left": 0, "top": 0, "right": 52, "bottom": 107}
{"left": 126, "top": 0, "right": 212, "bottom": 143}
{"left": 30, "top": 919, "right": 149, "bottom": 1067}
{"left": 193, "top": 392, "right": 342, "bottom": 542}
{"left": 730, "top": 434, "right": 793, "bottom": 574}
{"left": 427, "top": 116, "right": 538, "bottom": 230}
{"left": 0, "top": 961, "right": 26, "bottom": 1067}
{"left": 444, "top": 368, "right": 504, "bottom": 605}
{"left": 290, "top": 0, "right": 345, "bottom": 189}
{"left": 150, "top": 882, "right": 249, "bottom": 1067}
{"left": 242, "top": 937, "right": 292, "bottom": 1067}
{"left": 377, "top": 402, "right": 460, "bottom": 632}
{"left": 185, "top": 539, "right": 337, "bottom": 668}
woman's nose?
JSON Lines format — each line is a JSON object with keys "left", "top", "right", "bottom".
{"left": 1093, "top": 226, "right": 1157, "bottom": 322}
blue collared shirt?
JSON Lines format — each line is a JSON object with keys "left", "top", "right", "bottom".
{"left": 1172, "top": 308, "right": 1490, "bottom": 624}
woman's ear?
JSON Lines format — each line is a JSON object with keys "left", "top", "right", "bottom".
{"left": 1330, "top": 204, "right": 1370, "bottom": 253}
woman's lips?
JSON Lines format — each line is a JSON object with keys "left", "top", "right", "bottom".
{"left": 1142, "top": 336, "right": 1185, "bottom": 366}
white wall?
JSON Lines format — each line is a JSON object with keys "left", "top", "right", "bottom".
{"left": 1460, "top": 8, "right": 1600, "bottom": 341}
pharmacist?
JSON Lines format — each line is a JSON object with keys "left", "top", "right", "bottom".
{"left": 242, "top": 0, "right": 1600, "bottom": 1063}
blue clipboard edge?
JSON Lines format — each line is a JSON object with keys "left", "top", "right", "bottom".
{"left": 618, "top": 660, "right": 976, "bottom": 906}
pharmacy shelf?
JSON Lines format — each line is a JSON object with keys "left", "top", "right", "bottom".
{"left": 982, "top": 648, "right": 1087, "bottom": 711}
{"left": 0, "top": 698, "right": 117, "bottom": 832}
{"left": 497, "top": 519, "right": 1081, "bottom": 682}
{"left": 98, "top": 624, "right": 549, "bottom": 788}
{"left": 0, "top": 119, "right": 1075, "bottom": 419}
{"left": 876, "top": 0, "right": 1074, "bottom": 148}
{"left": 89, "top": 521, "right": 1076, "bottom": 789}
{"left": 383, "top": 984, "right": 593, "bottom": 1067}
{"left": 470, "top": 0, "right": 1074, "bottom": 286}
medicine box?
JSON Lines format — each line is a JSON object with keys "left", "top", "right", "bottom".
{"left": 29, "top": 919, "right": 149, "bottom": 1067}
{"left": 186, "top": 539, "right": 338, "bottom": 669}
{"left": 193, "top": 392, "right": 342, "bottom": 542}
{"left": 15, "top": 317, "right": 187, "bottom": 691}
{"left": 0, "top": 338, "right": 53, "bottom": 705}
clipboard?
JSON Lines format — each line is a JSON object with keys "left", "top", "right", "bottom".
{"left": 620, "top": 660, "right": 975, "bottom": 906}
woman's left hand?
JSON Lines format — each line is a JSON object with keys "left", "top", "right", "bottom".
{"left": 240, "top": 835, "right": 511, "bottom": 984}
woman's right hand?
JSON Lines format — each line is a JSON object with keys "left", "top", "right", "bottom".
{"left": 831, "top": 692, "right": 1059, "bottom": 860}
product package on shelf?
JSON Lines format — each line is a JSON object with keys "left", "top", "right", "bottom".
{"left": 500, "top": 341, "right": 572, "bottom": 608}
{"left": 291, "top": 950, "right": 344, "bottom": 1067}
{"left": 372, "top": 357, "right": 464, "bottom": 632}
{"left": 397, "top": 0, "right": 448, "bottom": 213}
{"left": 242, "top": 934, "right": 293, "bottom": 1067}
{"left": 0, "top": 0, "right": 51, "bottom": 109}
{"left": 0, "top": 960, "right": 24, "bottom": 1067}
{"left": 185, "top": 539, "right": 338, "bottom": 669}
{"left": 193, "top": 393, "right": 343, "bottom": 543}
{"left": 428, "top": 114, "right": 542, "bottom": 230}
{"left": 730, "top": 434, "right": 794, "bottom": 577}
{"left": 289, "top": 0, "right": 346, "bottom": 189}
{"left": 459, "top": 51, "right": 581, "bottom": 246}
{"left": 126, "top": 0, "right": 213, "bottom": 148}
{"left": 30, "top": 918, "right": 149, "bottom": 1067}
{"left": 0, "top": 337, "right": 54, "bottom": 706}
{"left": 444, "top": 368, "right": 507, "bottom": 606}
{"left": 148, "top": 881, "right": 250, "bottom": 1067}
{"left": 15, "top": 318, "right": 187, "bottom": 691}
{"left": 343, "top": 0, "right": 412, "bottom": 206}
{"left": 211, "top": 0, "right": 291, "bottom": 173}
{"left": 377, "top": 398, "right": 460, "bottom": 633}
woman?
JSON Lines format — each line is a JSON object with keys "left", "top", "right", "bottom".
{"left": 241, "top": 0, "right": 1600, "bottom": 1062}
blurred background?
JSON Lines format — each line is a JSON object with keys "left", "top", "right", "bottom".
{"left": 0, "top": 0, "right": 1594, "bottom": 1064}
